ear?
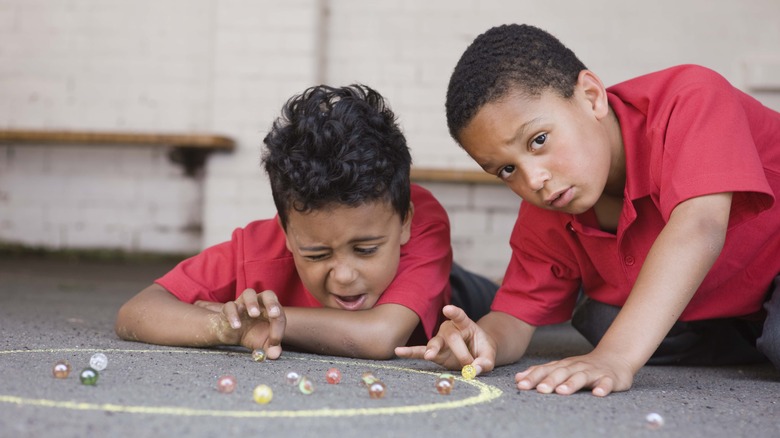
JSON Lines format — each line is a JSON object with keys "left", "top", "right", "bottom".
{"left": 400, "top": 202, "right": 414, "bottom": 245}
{"left": 576, "top": 70, "right": 609, "bottom": 120}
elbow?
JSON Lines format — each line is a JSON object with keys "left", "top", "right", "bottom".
{"left": 114, "top": 306, "right": 130, "bottom": 340}
{"left": 114, "top": 326, "right": 133, "bottom": 342}
{"left": 673, "top": 193, "right": 731, "bottom": 259}
{"left": 114, "top": 302, "right": 138, "bottom": 341}
{"left": 696, "top": 215, "right": 728, "bottom": 259}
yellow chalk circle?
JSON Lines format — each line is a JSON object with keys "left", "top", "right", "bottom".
{"left": 0, "top": 348, "right": 503, "bottom": 418}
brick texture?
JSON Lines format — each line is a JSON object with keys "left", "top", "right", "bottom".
{"left": 1, "top": 0, "right": 778, "bottom": 280}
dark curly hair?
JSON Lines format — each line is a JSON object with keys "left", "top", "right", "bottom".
{"left": 262, "top": 84, "right": 411, "bottom": 228}
{"left": 446, "top": 24, "right": 587, "bottom": 141}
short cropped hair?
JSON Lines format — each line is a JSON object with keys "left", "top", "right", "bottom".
{"left": 445, "top": 24, "right": 587, "bottom": 141}
{"left": 262, "top": 84, "right": 412, "bottom": 228}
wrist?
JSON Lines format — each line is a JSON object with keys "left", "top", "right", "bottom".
{"left": 209, "top": 313, "right": 241, "bottom": 346}
{"left": 591, "top": 342, "right": 646, "bottom": 375}
{"left": 478, "top": 312, "right": 535, "bottom": 366}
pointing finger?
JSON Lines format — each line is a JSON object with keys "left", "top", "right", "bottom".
{"left": 442, "top": 305, "right": 475, "bottom": 332}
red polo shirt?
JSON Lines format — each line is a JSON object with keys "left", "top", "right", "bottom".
{"left": 493, "top": 65, "right": 780, "bottom": 326}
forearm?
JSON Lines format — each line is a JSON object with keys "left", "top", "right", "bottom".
{"left": 596, "top": 194, "right": 730, "bottom": 372}
{"left": 284, "top": 304, "right": 419, "bottom": 359}
{"left": 478, "top": 311, "right": 536, "bottom": 366}
{"left": 115, "top": 284, "right": 233, "bottom": 347}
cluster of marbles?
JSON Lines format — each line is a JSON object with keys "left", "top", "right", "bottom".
{"left": 435, "top": 373, "right": 455, "bottom": 395}
{"left": 253, "top": 384, "right": 273, "bottom": 404}
{"left": 325, "top": 367, "right": 342, "bottom": 384}
{"left": 52, "top": 352, "right": 108, "bottom": 385}
{"left": 216, "top": 375, "right": 237, "bottom": 394}
{"left": 55, "top": 349, "right": 473, "bottom": 403}
{"left": 461, "top": 364, "right": 477, "bottom": 380}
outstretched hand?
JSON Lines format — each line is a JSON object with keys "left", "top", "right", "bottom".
{"left": 194, "top": 288, "right": 286, "bottom": 359}
{"left": 395, "top": 305, "right": 497, "bottom": 376}
{"left": 515, "top": 348, "right": 635, "bottom": 397}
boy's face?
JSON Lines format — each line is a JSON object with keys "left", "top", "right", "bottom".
{"left": 458, "top": 71, "right": 621, "bottom": 214}
{"left": 282, "top": 200, "right": 412, "bottom": 311}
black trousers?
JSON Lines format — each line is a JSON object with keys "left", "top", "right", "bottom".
{"left": 449, "top": 262, "right": 499, "bottom": 322}
{"left": 571, "top": 275, "right": 780, "bottom": 368}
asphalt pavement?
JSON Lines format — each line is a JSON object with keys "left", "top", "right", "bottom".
{"left": 0, "top": 254, "right": 778, "bottom": 438}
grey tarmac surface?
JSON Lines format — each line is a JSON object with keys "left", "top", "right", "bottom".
{"left": 0, "top": 254, "right": 778, "bottom": 438}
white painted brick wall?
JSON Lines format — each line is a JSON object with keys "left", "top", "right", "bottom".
{"left": 202, "top": 0, "right": 321, "bottom": 248}
{"left": 0, "top": 143, "right": 202, "bottom": 252}
{"left": 0, "top": 0, "right": 215, "bottom": 131}
{"left": 416, "top": 182, "right": 521, "bottom": 280}
{"left": 1, "top": 0, "right": 778, "bottom": 281}
{"left": 0, "top": 0, "right": 216, "bottom": 253}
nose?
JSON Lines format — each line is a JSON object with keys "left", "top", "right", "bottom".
{"left": 329, "top": 257, "right": 357, "bottom": 285}
{"left": 515, "top": 161, "right": 550, "bottom": 193}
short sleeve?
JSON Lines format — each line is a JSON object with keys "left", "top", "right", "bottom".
{"left": 376, "top": 185, "right": 452, "bottom": 339}
{"left": 155, "top": 239, "right": 239, "bottom": 304}
{"left": 651, "top": 68, "right": 773, "bottom": 224}
{"left": 491, "top": 204, "right": 581, "bottom": 326}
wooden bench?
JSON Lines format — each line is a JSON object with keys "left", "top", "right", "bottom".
{"left": 410, "top": 167, "right": 501, "bottom": 185}
{"left": 0, "top": 129, "right": 498, "bottom": 183}
{"left": 0, "top": 129, "right": 235, "bottom": 176}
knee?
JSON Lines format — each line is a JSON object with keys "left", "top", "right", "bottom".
{"left": 571, "top": 298, "right": 620, "bottom": 347}
{"left": 757, "top": 277, "right": 780, "bottom": 369}
{"left": 756, "top": 324, "right": 780, "bottom": 369}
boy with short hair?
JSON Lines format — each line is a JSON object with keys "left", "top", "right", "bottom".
{"left": 396, "top": 24, "right": 780, "bottom": 395}
{"left": 115, "top": 84, "right": 497, "bottom": 360}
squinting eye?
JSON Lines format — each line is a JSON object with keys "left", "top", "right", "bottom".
{"left": 305, "top": 254, "right": 328, "bottom": 261}
{"left": 355, "top": 246, "right": 378, "bottom": 255}
{"left": 531, "top": 133, "right": 547, "bottom": 150}
{"left": 498, "top": 165, "right": 515, "bottom": 179}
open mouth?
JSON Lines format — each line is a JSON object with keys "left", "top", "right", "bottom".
{"left": 332, "top": 293, "right": 367, "bottom": 310}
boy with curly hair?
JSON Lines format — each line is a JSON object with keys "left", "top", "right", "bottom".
{"left": 396, "top": 24, "right": 780, "bottom": 395}
{"left": 116, "top": 84, "right": 496, "bottom": 359}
